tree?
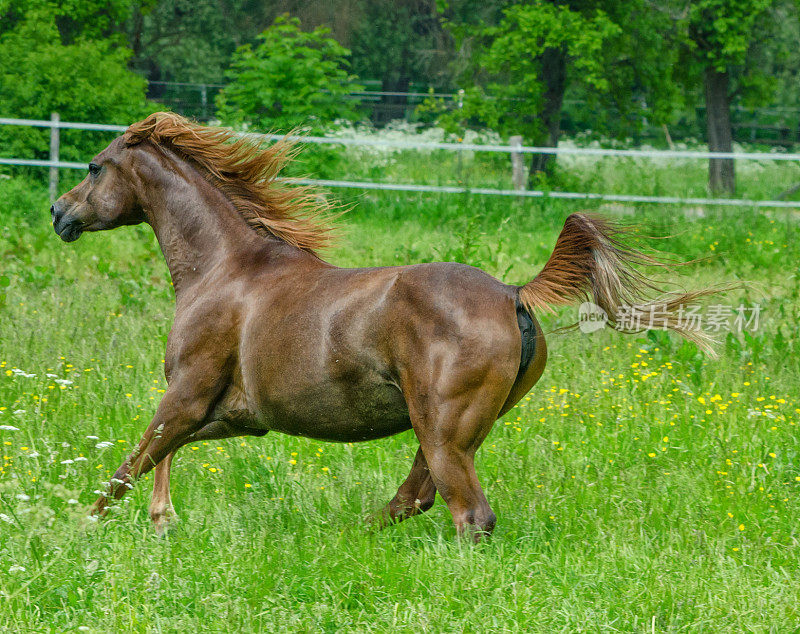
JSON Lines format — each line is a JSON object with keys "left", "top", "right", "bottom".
{"left": 438, "top": 1, "right": 675, "bottom": 185}
{"left": 215, "top": 15, "right": 363, "bottom": 132}
{"left": 349, "top": 0, "right": 451, "bottom": 123}
{"left": 127, "top": 0, "right": 231, "bottom": 83}
{"left": 665, "top": 0, "right": 786, "bottom": 193}
{"left": 0, "top": 1, "right": 151, "bottom": 163}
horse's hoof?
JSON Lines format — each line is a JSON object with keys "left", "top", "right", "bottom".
{"left": 151, "top": 508, "right": 178, "bottom": 536}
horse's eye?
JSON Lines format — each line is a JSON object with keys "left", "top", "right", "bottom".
{"left": 88, "top": 163, "right": 101, "bottom": 177}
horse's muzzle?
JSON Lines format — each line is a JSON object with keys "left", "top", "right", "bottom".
{"left": 51, "top": 203, "right": 84, "bottom": 242}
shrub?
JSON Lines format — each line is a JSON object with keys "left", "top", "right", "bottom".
{"left": 215, "top": 15, "right": 363, "bottom": 133}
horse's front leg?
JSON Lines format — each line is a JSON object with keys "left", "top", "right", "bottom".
{"left": 148, "top": 420, "right": 268, "bottom": 534}
{"left": 90, "top": 370, "right": 227, "bottom": 518}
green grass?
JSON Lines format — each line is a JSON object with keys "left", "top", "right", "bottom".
{"left": 1, "top": 174, "right": 799, "bottom": 631}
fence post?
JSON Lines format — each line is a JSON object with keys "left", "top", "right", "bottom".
{"left": 510, "top": 135, "right": 525, "bottom": 191}
{"left": 49, "top": 112, "right": 60, "bottom": 204}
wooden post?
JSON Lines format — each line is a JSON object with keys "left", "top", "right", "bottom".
{"left": 49, "top": 112, "right": 60, "bottom": 204}
{"left": 662, "top": 124, "right": 675, "bottom": 150}
{"left": 510, "top": 135, "right": 525, "bottom": 191}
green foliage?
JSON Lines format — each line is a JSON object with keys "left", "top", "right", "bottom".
{"left": 683, "top": 0, "right": 774, "bottom": 69}
{"left": 585, "top": 1, "right": 681, "bottom": 130}
{"left": 215, "top": 15, "right": 363, "bottom": 133}
{"left": 1, "top": 0, "right": 133, "bottom": 42}
{"left": 488, "top": 3, "right": 620, "bottom": 91}
{"left": 0, "top": 1, "right": 151, "bottom": 163}
{"left": 436, "top": 1, "right": 675, "bottom": 148}
{"left": 438, "top": 3, "right": 614, "bottom": 141}
{"left": 349, "top": 0, "right": 451, "bottom": 91}
{"left": 668, "top": 0, "right": 787, "bottom": 111}
{"left": 126, "top": 0, "right": 242, "bottom": 83}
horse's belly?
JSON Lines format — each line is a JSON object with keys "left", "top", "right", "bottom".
{"left": 255, "top": 382, "right": 412, "bottom": 442}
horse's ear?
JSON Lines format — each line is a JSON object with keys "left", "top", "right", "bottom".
{"left": 124, "top": 112, "right": 192, "bottom": 147}
{"left": 123, "top": 118, "right": 154, "bottom": 147}
{"left": 122, "top": 131, "right": 142, "bottom": 147}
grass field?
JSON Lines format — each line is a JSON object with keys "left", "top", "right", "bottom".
{"left": 1, "top": 166, "right": 799, "bottom": 631}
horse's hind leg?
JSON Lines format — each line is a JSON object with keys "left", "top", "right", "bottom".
{"left": 423, "top": 442, "right": 495, "bottom": 540}
{"left": 408, "top": 380, "right": 511, "bottom": 541}
{"left": 373, "top": 446, "right": 436, "bottom": 529}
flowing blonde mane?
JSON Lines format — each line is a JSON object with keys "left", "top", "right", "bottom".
{"left": 123, "top": 112, "right": 337, "bottom": 252}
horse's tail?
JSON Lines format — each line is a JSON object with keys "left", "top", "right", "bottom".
{"left": 517, "top": 213, "right": 723, "bottom": 355}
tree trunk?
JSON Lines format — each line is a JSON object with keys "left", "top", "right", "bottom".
{"left": 704, "top": 65, "right": 735, "bottom": 194}
{"left": 129, "top": 6, "right": 144, "bottom": 71}
{"left": 529, "top": 46, "right": 567, "bottom": 185}
{"left": 378, "top": 72, "right": 410, "bottom": 125}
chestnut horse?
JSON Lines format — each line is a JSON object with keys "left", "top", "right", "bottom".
{"left": 51, "top": 113, "right": 715, "bottom": 539}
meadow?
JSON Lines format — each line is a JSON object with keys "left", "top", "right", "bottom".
{"left": 0, "top": 141, "right": 799, "bottom": 631}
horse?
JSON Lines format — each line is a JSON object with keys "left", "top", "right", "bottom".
{"left": 51, "top": 112, "right": 717, "bottom": 539}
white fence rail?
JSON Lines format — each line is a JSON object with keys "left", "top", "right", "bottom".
{"left": 1, "top": 115, "right": 799, "bottom": 208}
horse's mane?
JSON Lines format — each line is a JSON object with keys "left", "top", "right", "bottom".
{"left": 123, "top": 112, "right": 336, "bottom": 252}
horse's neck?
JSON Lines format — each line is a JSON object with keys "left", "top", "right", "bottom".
{"left": 140, "top": 169, "right": 260, "bottom": 297}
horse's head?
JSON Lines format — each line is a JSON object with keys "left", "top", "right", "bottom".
{"left": 51, "top": 137, "right": 144, "bottom": 242}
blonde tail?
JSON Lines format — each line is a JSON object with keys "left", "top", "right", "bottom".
{"left": 518, "top": 213, "right": 726, "bottom": 355}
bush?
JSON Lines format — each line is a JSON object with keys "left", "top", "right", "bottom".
{"left": 215, "top": 15, "right": 363, "bottom": 133}
{"left": 0, "top": 9, "right": 152, "bottom": 166}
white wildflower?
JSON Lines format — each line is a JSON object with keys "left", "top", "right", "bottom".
{"left": 95, "top": 441, "right": 114, "bottom": 449}
{"left": 0, "top": 425, "right": 19, "bottom": 431}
